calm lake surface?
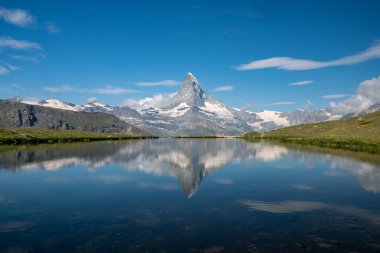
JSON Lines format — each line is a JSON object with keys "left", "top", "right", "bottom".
{"left": 1, "top": 139, "right": 380, "bottom": 253}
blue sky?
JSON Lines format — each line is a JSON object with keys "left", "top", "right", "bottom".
{"left": 1, "top": 0, "right": 380, "bottom": 111}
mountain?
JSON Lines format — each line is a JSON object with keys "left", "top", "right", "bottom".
{"left": 134, "top": 72, "right": 252, "bottom": 136}
{"left": 8, "top": 72, "right": 379, "bottom": 136}
{"left": 0, "top": 100, "right": 147, "bottom": 136}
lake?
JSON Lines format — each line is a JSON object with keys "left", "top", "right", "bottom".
{"left": 0, "top": 139, "right": 380, "bottom": 253}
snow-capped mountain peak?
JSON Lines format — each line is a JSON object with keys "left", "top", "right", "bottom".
{"left": 185, "top": 72, "right": 198, "bottom": 82}
{"left": 172, "top": 72, "right": 204, "bottom": 107}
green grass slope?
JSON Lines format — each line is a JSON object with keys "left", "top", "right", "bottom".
{"left": 244, "top": 111, "right": 380, "bottom": 153}
{"left": 0, "top": 128, "right": 149, "bottom": 145}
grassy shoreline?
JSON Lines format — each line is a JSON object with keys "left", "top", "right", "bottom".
{"left": 0, "top": 128, "right": 152, "bottom": 145}
{"left": 244, "top": 136, "right": 380, "bottom": 154}
{"left": 243, "top": 111, "right": 380, "bottom": 154}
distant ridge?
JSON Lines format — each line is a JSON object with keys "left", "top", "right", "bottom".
{"left": 0, "top": 99, "right": 147, "bottom": 136}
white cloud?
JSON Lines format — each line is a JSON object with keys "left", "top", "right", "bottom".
{"left": 43, "top": 85, "right": 136, "bottom": 95}
{"left": 236, "top": 42, "right": 380, "bottom": 71}
{"left": 305, "top": 100, "right": 314, "bottom": 111}
{"left": 9, "top": 83, "right": 26, "bottom": 91}
{"left": 0, "top": 62, "right": 20, "bottom": 75}
{"left": 0, "top": 36, "right": 41, "bottom": 50}
{"left": 46, "top": 22, "right": 60, "bottom": 33}
{"left": 91, "top": 86, "right": 135, "bottom": 95}
{"left": 0, "top": 7, "right": 36, "bottom": 27}
{"left": 322, "top": 94, "right": 350, "bottom": 99}
{"left": 12, "top": 54, "right": 45, "bottom": 63}
{"left": 1, "top": 61, "right": 20, "bottom": 71}
{"left": 0, "top": 83, "right": 26, "bottom": 93}
{"left": 329, "top": 75, "right": 380, "bottom": 114}
{"left": 135, "top": 80, "right": 180, "bottom": 87}
{"left": 0, "top": 66, "right": 9, "bottom": 75}
{"left": 43, "top": 85, "right": 73, "bottom": 93}
{"left": 266, "top": 101, "right": 296, "bottom": 106}
{"left": 87, "top": 97, "right": 97, "bottom": 103}
{"left": 213, "top": 85, "right": 234, "bottom": 92}
{"left": 289, "top": 80, "right": 314, "bottom": 86}
{"left": 122, "top": 93, "right": 176, "bottom": 110}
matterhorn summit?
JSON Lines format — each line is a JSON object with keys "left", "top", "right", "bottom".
{"left": 171, "top": 72, "right": 204, "bottom": 107}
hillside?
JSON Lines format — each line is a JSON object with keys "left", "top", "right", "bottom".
{"left": 244, "top": 111, "right": 380, "bottom": 153}
{"left": 0, "top": 100, "right": 147, "bottom": 136}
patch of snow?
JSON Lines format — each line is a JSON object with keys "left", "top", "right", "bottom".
{"left": 83, "top": 102, "right": 112, "bottom": 111}
{"left": 199, "top": 110, "right": 215, "bottom": 117}
{"left": 159, "top": 102, "right": 190, "bottom": 117}
{"left": 40, "top": 99, "right": 83, "bottom": 111}
{"left": 201, "top": 101, "right": 234, "bottom": 120}
{"left": 247, "top": 121, "right": 264, "bottom": 129}
{"left": 146, "top": 120, "right": 171, "bottom": 124}
{"left": 255, "top": 110, "right": 289, "bottom": 126}
{"left": 21, "top": 100, "right": 40, "bottom": 105}
{"left": 328, "top": 115, "right": 343, "bottom": 120}
{"left": 93, "top": 102, "right": 112, "bottom": 110}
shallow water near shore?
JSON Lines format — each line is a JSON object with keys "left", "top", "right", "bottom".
{"left": 0, "top": 139, "right": 380, "bottom": 253}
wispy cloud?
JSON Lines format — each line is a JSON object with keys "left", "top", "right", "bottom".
{"left": 0, "top": 36, "right": 41, "bottom": 50}
{"left": 135, "top": 80, "right": 180, "bottom": 87}
{"left": 0, "top": 61, "right": 20, "bottom": 75}
{"left": 0, "top": 83, "right": 26, "bottom": 93}
{"left": 135, "top": 80, "right": 181, "bottom": 87}
{"left": 92, "top": 86, "right": 135, "bottom": 95}
{"left": 1, "top": 61, "right": 20, "bottom": 71}
{"left": 122, "top": 93, "right": 176, "bottom": 110}
{"left": 213, "top": 85, "right": 234, "bottom": 92}
{"left": 322, "top": 94, "right": 350, "bottom": 99}
{"left": 46, "top": 22, "right": 60, "bottom": 33}
{"left": 12, "top": 54, "right": 45, "bottom": 63}
{"left": 43, "top": 85, "right": 136, "bottom": 95}
{"left": 0, "top": 7, "right": 36, "bottom": 27}
{"left": 0, "top": 66, "right": 9, "bottom": 75}
{"left": 266, "top": 101, "right": 296, "bottom": 106}
{"left": 236, "top": 42, "right": 380, "bottom": 71}
{"left": 43, "top": 85, "right": 73, "bottom": 93}
{"left": 289, "top": 80, "right": 314, "bottom": 86}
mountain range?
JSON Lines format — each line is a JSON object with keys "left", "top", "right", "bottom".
{"left": 3, "top": 72, "right": 379, "bottom": 136}
{"left": 0, "top": 99, "right": 146, "bottom": 136}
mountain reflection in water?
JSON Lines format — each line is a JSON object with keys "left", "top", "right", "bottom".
{"left": 1, "top": 139, "right": 380, "bottom": 196}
